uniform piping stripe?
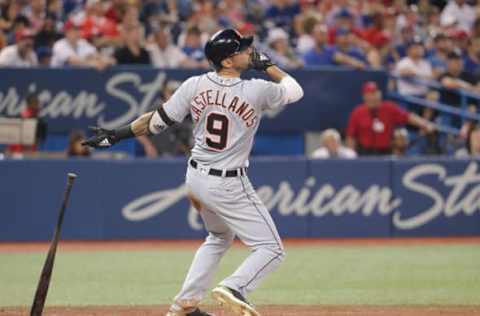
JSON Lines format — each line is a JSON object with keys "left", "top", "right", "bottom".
{"left": 239, "top": 176, "right": 283, "bottom": 249}
{"left": 238, "top": 176, "right": 283, "bottom": 290}
{"left": 206, "top": 74, "right": 243, "bottom": 87}
{"left": 240, "top": 252, "right": 282, "bottom": 290}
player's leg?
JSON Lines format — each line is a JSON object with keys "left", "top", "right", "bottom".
{"left": 171, "top": 207, "right": 234, "bottom": 313}
{"left": 209, "top": 175, "right": 285, "bottom": 315}
{"left": 167, "top": 169, "right": 234, "bottom": 315}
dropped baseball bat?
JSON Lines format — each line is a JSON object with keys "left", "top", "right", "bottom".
{"left": 30, "top": 173, "right": 78, "bottom": 316}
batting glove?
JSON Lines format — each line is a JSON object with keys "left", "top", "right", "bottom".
{"left": 249, "top": 47, "right": 275, "bottom": 71}
{"left": 82, "top": 126, "right": 118, "bottom": 148}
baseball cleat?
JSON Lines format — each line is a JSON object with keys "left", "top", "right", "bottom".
{"left": 166, "top": 308, "right": 215, "bottom": 316}
{"left": 211, "top": 286, "right": 260, "bottom": 316}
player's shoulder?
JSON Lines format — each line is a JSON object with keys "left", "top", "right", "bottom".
{"left": 245, "top": 77, "right": 277, "bottom": 89}
{"left": 178, "top": 73, "right": 204, "bottom": 89}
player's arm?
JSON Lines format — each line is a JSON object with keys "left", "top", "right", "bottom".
{"left": 82, "top": 105, "right": 174, "bottom": 148}
{"left": 250, "top": 47, "right": 304, "bottom": 104}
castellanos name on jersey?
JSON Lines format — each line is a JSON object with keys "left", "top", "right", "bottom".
{"left": 162, "top": 72, "right": 293, "bottom": 169}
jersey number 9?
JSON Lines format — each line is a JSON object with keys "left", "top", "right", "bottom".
{"left": 206, "top": 113, "right": 229, "bottom": 151}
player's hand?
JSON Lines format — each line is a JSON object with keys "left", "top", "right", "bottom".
{"left": 249, "top": 47, "right": 275, "bottom": 71}
{"left": 81, "top": 126, "right": 118, "bottom": 148}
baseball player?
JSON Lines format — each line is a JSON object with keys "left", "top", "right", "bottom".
{"left": 83, "top": 29, "right": 304, "bottom": 316}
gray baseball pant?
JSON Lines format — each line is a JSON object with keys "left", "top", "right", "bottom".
{"left": 173, "top": 164, "right": 285, "bottom": 306}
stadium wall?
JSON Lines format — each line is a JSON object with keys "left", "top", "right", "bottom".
{"left": 0, "top": 67, "right": 387, "bottom": 133}
{"left": 1, "top": 158, "right": 479, "bottom": 241}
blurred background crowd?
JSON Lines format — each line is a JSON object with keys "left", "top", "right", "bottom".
{"left": 0, "top": 0, "right": 479, "bottom": 159}
{"left": 1, "top": 0, "right": 480, "bottom": 71}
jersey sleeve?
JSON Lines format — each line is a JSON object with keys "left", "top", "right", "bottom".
{"left": 162, "top": 76, "right": 197, "bottom": 123}
{"left": 251, "top": 79, "right": 290, "bottom": 111}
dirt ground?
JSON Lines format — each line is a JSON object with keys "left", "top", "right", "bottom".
{"left": 1, "top": 237, "right": 480, "bottom": 253}
{"left": 2, "top": 305, "right": 480, "bottom": 316}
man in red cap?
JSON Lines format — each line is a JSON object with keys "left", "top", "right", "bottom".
{"left": 0, "top": 28, "right": 38, "bottom": 67}
{"left": 346, "top": 81, "right": 434, "bottom": 155}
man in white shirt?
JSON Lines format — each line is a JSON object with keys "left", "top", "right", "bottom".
{"left": 146, "top": 27, "right": 188, "bottom": 68}
{"left": 50, "top": 19, "right": 114, "bottom": 69}
{"left": 0, "top": 29, "right": 38, "bottom": 67}
{"left": 311, "top": 129, "right": 357, "bottom": 159}
{"left": 441, "top": 0, "right": 476, "bottom": 32}
{"left": 395, "top": 39, "right": 433, "bottom": 97}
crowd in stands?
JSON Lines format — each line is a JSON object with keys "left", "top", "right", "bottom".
{"left": 1, "top": 0, "right": 480, "bottom": 158}
{"left": 0, "top": 0, "right": 479, "bottom": 72}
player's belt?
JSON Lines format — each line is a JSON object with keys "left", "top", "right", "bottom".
{"left": 190, "top": 159, "right": 246, "bottom": 177}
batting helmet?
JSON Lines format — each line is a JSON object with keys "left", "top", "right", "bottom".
{"left": 205, "top": 29, "right": 253, "bottom": 68}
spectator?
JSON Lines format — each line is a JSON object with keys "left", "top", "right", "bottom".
{"left": 332, "top": 27, "right": 368, "bottom": 68}
{"left": 0, "top": 2, "right": 23, "bottom": 37}
{"left": 327, "top": 8, "right": 360, "bottom": 44}
{"left": 346, "top": 81, "right": 435, "bottom": 155}
{"left": 182, "top": 0, "right": 219, "bottom": 37}
{"left": 438, "top": 51, "right": 479, "bottom": 128}
{"left": 440, "top": 0, "right": 475, "bottom": 32}
{"left": 147, "top": 80, "right": 192, "bottom": 156}
{"left": 46, "top": 0, "right": 64, "bottom": 22}
{"left": 180, "top": 26, "right": 209, "bottom": 68}
{"left": 388, "top": 25, "right": 415, "bottom": 64}
{"left": 5, "top": 15, "right": 31, "bottom": 46}
{"left": 0, "top": 28, "right": 38, "bottom": 67}
{"left": 311, "top": 128, "right": 357, "bottom": 159}
{"left": 105, "top": 0, "right": 127, "bottom": 24}
{"left": 217, "top": 0, "right": 246, "bottom": 29}
{"left": 295, "top": 15, "right": 317, "bottom": 55}
{"left": 66, "top": 130, "right": 91, "bottom": 157}
{"left": 464, "top": 37, "right": 480, "bottom": 77}
{"left": 455, "top": 125, "right": 480, "bottom": 157}
{"left": 22, "top": 0, "right": 46, "bottom": 32}
{"left": 303, "top": 23, "right": 336, "bottom": 66}
{"left": 264, "top": 0, "right": 301, "bottom": 30}
{"left": 304, "top": 23, "right": 366, "bottom": 68}
{"left": 114, "top": 22, "right": 150, "bottom": 65}
{"left": 427, "top": 34, "right": 452, "bottom": 78}
{"left": 36, "top": 46, "right": 52, "bottom": 66}
{"left": 72, "top": 0, "right": 119, "bottom": 43}
{"left": 6, "top": 93, "right": 47, "bottom": 156}
{"left": 34, "top": 13, "right": 62, "bottom": 50}
{"left": 265, "top": 27, "right": 302, "bottom": 69}
{"left": 51, "top": 19, "right": 115, "bottom": 69}
{"left": 146, "top": 27, "right": 188, "bottom": 68}
{"left": 395, "top": 39, "right": 433, "bottom": 97}
{"left": 391, "top": 128, "right": 409, "bottom": 156}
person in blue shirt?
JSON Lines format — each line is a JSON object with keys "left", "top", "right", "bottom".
{"left": 303, "top": 23, "right": 366, "bottom": 69}
{"left": 264, "top": 0, "right": 301, "bottom": 29}
{"left": 332, "top": 27, "right": 367, "bottom": 64}
{"left": 181, "top": 26, "right": 209, "bottom": 68}
{"left": 426, "top": 34, "right": 452, "bottom": 77}
{"left": 464, "top": 37, "right": 480, "bottom": 77}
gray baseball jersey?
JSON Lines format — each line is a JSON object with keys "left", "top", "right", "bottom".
{"left": 162, "top": 71, "right": 290, "bottom": 169}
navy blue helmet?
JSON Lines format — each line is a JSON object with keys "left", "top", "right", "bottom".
{"left": 204, "top": 29, "right": 253, "bottom": 68}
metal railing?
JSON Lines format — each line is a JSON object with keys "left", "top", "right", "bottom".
{"left": 388, "top": 75, "right": 480, "bottom": 135}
